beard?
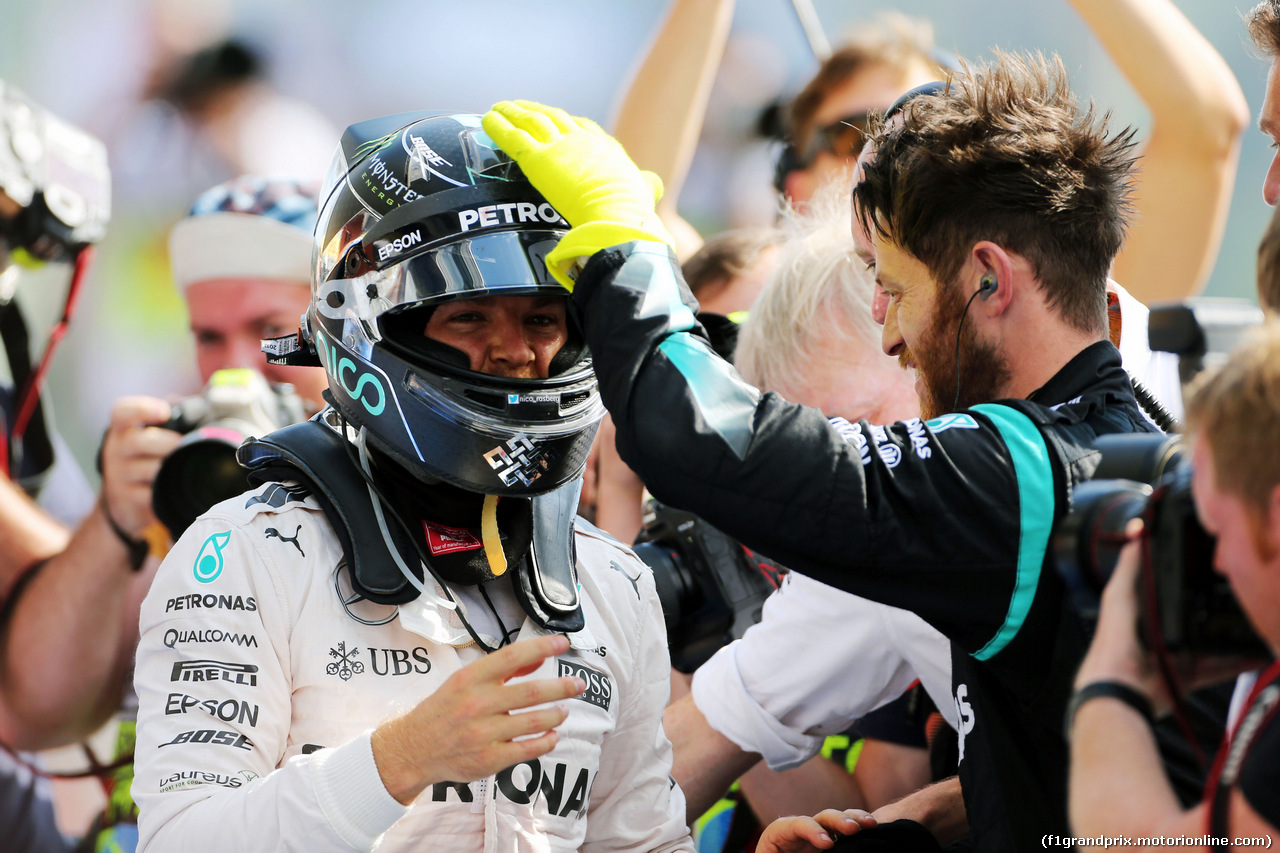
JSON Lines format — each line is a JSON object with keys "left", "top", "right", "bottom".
{"left": 901, "top": 285, "right": 1012, "bottom": 420}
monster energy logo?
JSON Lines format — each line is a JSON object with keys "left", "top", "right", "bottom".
{"left": 351, "top": 131, "right": 399, "bottom": 162}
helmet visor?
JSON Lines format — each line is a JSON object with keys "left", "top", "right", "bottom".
{"left": 314, "top": 229, "right": 565, "bottom": 327}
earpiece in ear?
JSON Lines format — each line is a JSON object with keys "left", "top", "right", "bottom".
{"left": 979, "top": 274, "right": 998, "bottom": 300}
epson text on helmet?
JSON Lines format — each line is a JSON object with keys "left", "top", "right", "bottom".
{"left": 377, "top": 230, "right": 423, "bottom": 261}
{"left": 458, "top": 202, "right": 566, "bottom": 232}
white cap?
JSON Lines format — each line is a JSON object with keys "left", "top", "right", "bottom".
{"left": 168, "top": 175, "right": 320, "bottom": 291}
{"left": 170, "top": 212, "right": 312, "bottom": 290}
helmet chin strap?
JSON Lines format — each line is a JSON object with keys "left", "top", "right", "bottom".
{"left": 351, "top": 424, "right": 509, "bottom": 653}
{"left": 336, "top": 413, "right": 581, "bottom": 643}
{"left": 352, "top": 424, "right": 458, "bottom": 613}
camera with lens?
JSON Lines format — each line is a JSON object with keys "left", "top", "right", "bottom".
{"left": 1053, "top": 433, "right": 1265, "bottom": 657}
{"left": 0, "top": 83, "right": 110, "bottom": 485}
{"left": 152, "top": 368, "right": 307, "bottom": 539}
{"left": 0, "top": 81, "right": 109, "bottom": 273}
{"left": 632, "top": 500, "right": 787, "bottom": 673}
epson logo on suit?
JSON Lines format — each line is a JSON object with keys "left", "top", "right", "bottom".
{"left": 457, "top": 202, "right": 566, "bottom": 232}
{"left": 558, "top": 660, "right": 612, "bottom": 711}
{"left": 165, "top": 693, "right": 260, "bottom": 727}
{"left": 170, "top": 660, "right": 258, "bottom": 687}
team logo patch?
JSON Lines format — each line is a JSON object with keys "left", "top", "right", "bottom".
{"left": 926, "top": 413, "right": 980, "bottom": 432}
{"left": 193, "top": 532, "right": 232, "bottom": 583}
{"left": 877, "top": 443, "right": 902, "bottom": 468}
{"left": 265, "top": 525, "right": 305, "bottom": 557}
{"left": 422, "top": 520, "right": 483, "bottom": 555}
{"left": 558, "top": 660, "right": 613, "bottom": 712}
{"left": 326, "top": 642, "right": 364, "bottom": 681}
{"left": 607, "top": 560, "right": 641, "bottom": 600}
{"left": 170, "top": 660, "right": 258, "bottom": 686}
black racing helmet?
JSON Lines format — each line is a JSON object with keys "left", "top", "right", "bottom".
{"left": 304, "top": 111, "right": 603, "bottom": 496}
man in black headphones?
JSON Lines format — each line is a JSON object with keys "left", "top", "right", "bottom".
{"left": 485, "top": 49, "right": 1153, "bottom": 853}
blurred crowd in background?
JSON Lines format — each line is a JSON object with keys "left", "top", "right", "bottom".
{"left": 0, "top": 0, "right": 1269, "bottom": 477}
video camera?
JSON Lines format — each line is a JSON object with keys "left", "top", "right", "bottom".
{"left": 1053, "top": 433, "right": 1265, "bottom": 657}
{"left": 632, "top": 500, "right": 787, "bottom": 673}
{"left": 152, "top": 368, "right": 306, "bottom": 539}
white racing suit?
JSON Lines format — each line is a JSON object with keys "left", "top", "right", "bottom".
{"left": 133, "top": 480, "right": 693, "bottom": 853}
{"left": 692, "top": 571, "right": 956, "bottom": 770}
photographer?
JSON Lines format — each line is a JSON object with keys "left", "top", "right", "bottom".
{"left": 1068, "top": 323, "right": 1280, "bottom": 848}
{"left": 8, "top": 172, "right": 320, "bottom": 853}
{"left": 0, "top": 81, "right": 179, "bottom": 751}
{"left": 145, "top": 175, "right": 322, "bottom": 545}
{"left": 484, "top": 51, "right": 1152, "bottom": 852}
{"left": 0, "top": 81, "right": 178, "bottom": 852}
{"left": 170, "top": 174, "right": 326, "bottom": 411}
{"left": 3, "top": 174, "right": 323, "bottom": 748}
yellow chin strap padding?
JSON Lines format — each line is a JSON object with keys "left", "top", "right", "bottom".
{"left": 481, "top": 494, "right": 508, "bottom": 577}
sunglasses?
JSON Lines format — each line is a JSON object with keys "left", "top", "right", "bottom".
{"left": 773, "top": 111, "right": 874, "bottom": 192}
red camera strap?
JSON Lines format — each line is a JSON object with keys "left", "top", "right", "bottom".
{"left": 1204, "top": 658, "right": 1280, "bottom": 850}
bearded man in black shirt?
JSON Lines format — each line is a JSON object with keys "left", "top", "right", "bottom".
{"left": 483, "top": 50, "right": 1149, "bottom": 852}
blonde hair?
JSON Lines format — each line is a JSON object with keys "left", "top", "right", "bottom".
{"left": 735, "top": 186, "right": 880, "bottom": 396}
{"left": 1183, "top": 320, "right": 1280, "bottom": 515}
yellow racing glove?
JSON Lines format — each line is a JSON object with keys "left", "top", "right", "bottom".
{"left": 483, "top": 100, "right": 675, "bottom": 290}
